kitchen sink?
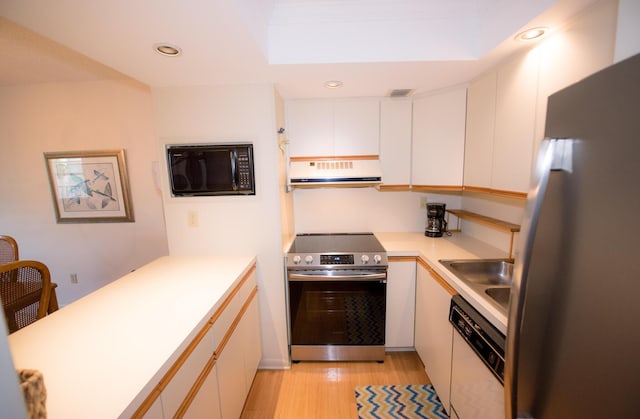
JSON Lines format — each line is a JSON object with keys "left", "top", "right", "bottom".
{"left": 439, "top": 259, "right": 513, "bottom": 286}
{"left": 439, "top": 258, "right": 514, "bottom": 315}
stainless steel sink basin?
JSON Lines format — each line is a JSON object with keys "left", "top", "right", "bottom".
{"left": 485, "top": 287, "right": 511, "bottom": 309}
{"left": 439, "top": 258, "right": 514, "bottom": 315}
{"left": 439, "top": 259, "right": 513, "bottom": 286}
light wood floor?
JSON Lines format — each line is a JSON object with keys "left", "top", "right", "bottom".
{"left": 240, "top": 351, "right": 430, "bottom": 419}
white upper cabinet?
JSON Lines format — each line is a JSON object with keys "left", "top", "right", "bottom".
{"left": 286, "top": 98, "right": 380, "bottom": 157}
{"left": 492, "top": 52, "right": 540, "bottom": 194}
{"left": 411, "top": 87, "right": 467, "bottom": 188}
{"left": 464, "top": 70, "right": 496, "bottom": 189}
{"left": 380, "top": 98, "right": 412, "bottom": 186}
{"left": 333, "top": 99, "right": 381, "bottom": 155}
{"left": 463, "top": 50, "right": 539, "bottom": 196}
{"left": 286, "top": 100, "right": 334, "bottom": 156}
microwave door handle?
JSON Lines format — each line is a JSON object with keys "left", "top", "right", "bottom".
{"left": 230, "top": 150, "right": 238, "bottom": 191}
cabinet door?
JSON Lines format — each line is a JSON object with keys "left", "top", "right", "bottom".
{"left": 183, "top": 363, "right": 222, "bottom": 419}
{"left": 412, "top": 88, "right": 467, "bottom": 187}
{"left": 385, "top": 259, "right": 416, "bottom": 348}
{"left": 217, "top": 324, "right": 248, "bottom": 419}
{"left": 492, "top": 52, "right": 539, "bottom": 193}
{"left": 380, "top": 98, "right": 412, "bottom": 186}
{"left": 286, "top": 100, "right": 334, "bottom": 157}
{"left": 333, "top": 98, "right": 380, "bottom": 156}
{"left": 286, "top": 98, "right": 380, "bottom": 157}
{"left": 414, "top": 261, "right": 454, "bottom": 415}
{"left": 161, "top": 328, "right": 215, "bottom": 416}
{"left": 464, "top": 70, "right": 496, "bottom": 189}
{"left": 217, "top": 294, "right": 261, "bottom": 419}
{"left": 240, "top": 297, "right": 262, "bottom": 390}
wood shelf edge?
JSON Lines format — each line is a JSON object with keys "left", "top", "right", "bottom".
{"left": 446, "top": 209, "right": 520, "bottom": 233}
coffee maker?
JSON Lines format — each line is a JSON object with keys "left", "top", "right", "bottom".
{"left": 425, "top": 203, "right": 447, "bottom": 237}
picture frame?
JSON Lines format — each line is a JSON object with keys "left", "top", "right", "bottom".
{"left": 44, "top": 149, "right": 134, "bottom": 223}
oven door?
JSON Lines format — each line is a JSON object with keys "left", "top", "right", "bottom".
{"left": 287, "top": 269, "right": 387, "bottom": 361}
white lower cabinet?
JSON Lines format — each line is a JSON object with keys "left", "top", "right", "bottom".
{"left": 217, "top": 297, "right": 262, "bottom": 419}
{"left": 183, "top": 363, "right": 222, "bottom": 419}
{"left": 161, "top": 328, "right": 215, "bottom": 416}
{"left": 143, "top": 397, "right": 164, "bottom": 419}
{"left": 134, "top": 267, "right": 260, "bottom": 419}
{"left": 414, "top": 260, "right": 454, "bottom": 415}
{"left": 386, "top": 258, "right": 417, "bottom": 348}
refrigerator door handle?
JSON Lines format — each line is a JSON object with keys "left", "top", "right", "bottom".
{"left": 505, "top": 138, "right": 573, "bottom": 419}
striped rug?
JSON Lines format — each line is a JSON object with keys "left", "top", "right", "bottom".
{"left": 355, "top": 384, "right": 448, "bottom": 419}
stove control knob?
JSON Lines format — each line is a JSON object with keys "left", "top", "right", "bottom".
{"left": 304, "top": 255, "right": 314, "bottom": 264}
{"left": 292, "top": 255, "right": 302, "bottom": 265}
{"left": 374, "top": 255, "right": 382, "bottom": 264}
{"left": 361, "top": 255, "right": 370, "bottom": 264}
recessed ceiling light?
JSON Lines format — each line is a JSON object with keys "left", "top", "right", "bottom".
{"left": 515, "top": 27, "right": 548, "bottom": 41}
{"left": 154, "top": 43, "right": 182, "bottom": 57}
{"left": 325, "top": 80, "right": 343, "bottom": 89}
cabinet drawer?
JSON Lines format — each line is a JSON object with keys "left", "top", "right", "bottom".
{"left": 161, "top": 328, "right": 215, "bottom": 415}
{"left": 212, "top": 270, "right": 257, "bottom": 350}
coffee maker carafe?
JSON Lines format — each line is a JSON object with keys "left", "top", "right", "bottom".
{"left": 425, "top": 203, "right": 447, "bottom": 237}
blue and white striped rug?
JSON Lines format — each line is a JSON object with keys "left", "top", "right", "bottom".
{"left": 355, "top": 384, "right": 448, "bottom": 419}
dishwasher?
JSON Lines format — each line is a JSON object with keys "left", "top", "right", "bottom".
{"left": 449, "top": 295, "right": 505, "bottom": 419}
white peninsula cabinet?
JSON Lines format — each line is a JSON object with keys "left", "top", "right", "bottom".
{"left": 385, "top": 257, "right": 417, "bottom": 348}
{"left": 414, "top": 259, "right": 456, "bottom": 415}
{"left": 411, "top": 87, "right": 467, "bottom": 191}
{"left": 7, "top": 256, "right": 261, "bottom": 419}
{"left": 285, "top": 98, "right": 381, "bottom": 157}
{"left": 135, "top": 264, "right": 261, "bottom": 419}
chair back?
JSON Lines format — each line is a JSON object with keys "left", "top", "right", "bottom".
{"left": 0, "top": 235, "right": 19, "bottom": 265}
{"left": 0, "top": 261, "right": 52, "bottom": 333}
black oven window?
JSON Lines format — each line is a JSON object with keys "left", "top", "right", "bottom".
{"left": 289, "top": 281, "right": 386, "bottom": 346}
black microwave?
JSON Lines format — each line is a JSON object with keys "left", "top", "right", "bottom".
{"left": 167, "top": 143, "right": 255, "bottom": 196}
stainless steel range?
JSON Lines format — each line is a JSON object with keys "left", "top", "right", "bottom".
{"left": 286, "top": 233, "right": 388, "bottom": 362}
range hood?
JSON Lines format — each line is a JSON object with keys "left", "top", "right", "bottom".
{"left": 288, "top": 157, "right": 382, "bottom": 188}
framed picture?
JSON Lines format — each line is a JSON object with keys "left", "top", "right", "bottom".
{"left": 44, "top": 149, "right": 134, "bottom": 223}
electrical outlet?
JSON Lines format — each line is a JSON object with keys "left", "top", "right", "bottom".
{"left": 188, "top": 211, "right": 199, "bottom": 227}
{"left": 420, "top": 196, "right": 428, "bottom": 208}
{"left": 70, "top": 273, "right": 78, "bottom": 284}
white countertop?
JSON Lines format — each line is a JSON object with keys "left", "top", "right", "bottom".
{"left": 8, "top": 255, "right": 256, "bottom": 419}
{"left": 374, "top": 232, "right": 509, "bottom": 333}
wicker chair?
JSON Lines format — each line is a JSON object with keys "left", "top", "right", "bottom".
{"left": 1, "top": 261, "right": 54, "bottom": 334}
{"left": 0, "top": 235, "right": 19, "bottom": 265}
{"left": 0, "top": 235, "right": 59, "bottom": 318}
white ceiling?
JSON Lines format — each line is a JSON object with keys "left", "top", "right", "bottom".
{"left": 0, "top": 0, "right": 599, "bottom": 98}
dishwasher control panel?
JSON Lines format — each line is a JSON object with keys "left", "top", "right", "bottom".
{"left": 450, "top": 295, "right": 505, "bottom": 383}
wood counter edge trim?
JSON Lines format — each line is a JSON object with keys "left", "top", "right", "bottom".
{"left": 417, "top": 258, "right": 457, "bottom": 296}
{"left": 176, "top": 286, "right": 259, "bottom": 418}
{"left": 131, "top": 263, "right": 257, "bottom": 418}
{"left": 388, "top": 256, "right": 418, "bottom": 263}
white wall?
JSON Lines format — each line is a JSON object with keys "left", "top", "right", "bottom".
{"left": 0, "top": 79, "right": 169, "bottom": 306}
{"left": 614, "top": 0, "right": 640, "bottom": 62}
{"left": 293, "top": 188, "right": 462, "bottom": 233}
{"left": 151, "top": 83, "right": 289, "bottom": 368}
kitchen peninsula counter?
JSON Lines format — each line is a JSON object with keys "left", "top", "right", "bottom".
{"left": 375, "top": 232, "right": 509, "bottom": 332}
{"left": 8, "top": 255, "right": 256, "bottom": 419}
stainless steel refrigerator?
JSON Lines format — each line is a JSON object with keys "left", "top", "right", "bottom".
{"left": 505, "top": 53, "right": 640, "bottom": 418}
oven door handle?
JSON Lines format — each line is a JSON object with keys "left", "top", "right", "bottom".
{"left": 288, "top": 273, "right": 387, "bottom": 281}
